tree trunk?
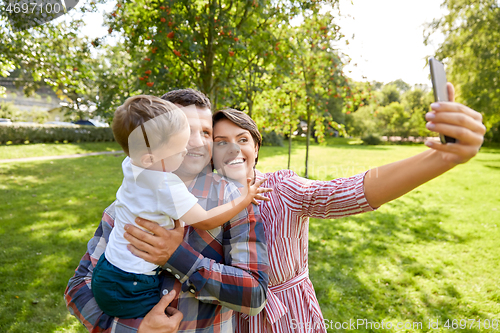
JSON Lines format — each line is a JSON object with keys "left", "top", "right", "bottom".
{"left": 202, "top": 1, "right": 215, "bottom": 102}
{"left": 305, "top": 110, "right": 311, "bottom": 179}
{"left": 288, "top": 94, "right": 293, "bottom": 170}
{"left": 247, "top": 98, "right": 253, "bottom": 118}
{"left": 288, "top": 123, "right": 292, "bottom": 170}
{"left": 212, "top": 86, "right": 218, "bottom": 111}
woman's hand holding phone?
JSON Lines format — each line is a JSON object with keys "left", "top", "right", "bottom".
{"left": 424, "top": 82, "right": 486, "bottom": 165}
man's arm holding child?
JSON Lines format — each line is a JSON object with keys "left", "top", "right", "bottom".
{"left": 125, "top": 182, "right": 270, "bottom": 316}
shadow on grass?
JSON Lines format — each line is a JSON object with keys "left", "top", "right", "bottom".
{"left": 0, "top": 154, "right": 123, "bottom": 333}
{"left": 309, "top": 192, "right": 492, "bottom": 332}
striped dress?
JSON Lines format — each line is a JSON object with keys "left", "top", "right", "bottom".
{"left": 236, "top": 169, "right": 375, "bottom": 333}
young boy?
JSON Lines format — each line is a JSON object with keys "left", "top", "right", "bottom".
{"left": 91, "top": 95, "right": 269, "bottom": 318}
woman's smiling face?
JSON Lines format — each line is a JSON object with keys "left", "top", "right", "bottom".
{"left": 213, "top": 118, "right": 258, "bottom": 183}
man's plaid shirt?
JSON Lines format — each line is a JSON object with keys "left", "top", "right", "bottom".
{"left": 65, "top": 169, "right": 270, "bottom": 332}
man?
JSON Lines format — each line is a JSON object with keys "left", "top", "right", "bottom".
{"left": 65, "top": 89, "right": 269, "bottom": 332}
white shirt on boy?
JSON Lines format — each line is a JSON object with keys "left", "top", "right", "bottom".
{"left": 105, "top": 157, "right": 198, "bottom": 274}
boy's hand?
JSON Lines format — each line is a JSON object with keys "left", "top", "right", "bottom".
{"left": 124, "top": 218, "right": 184, "bottom": 267}
{"left": 138, "top": 290, "right": 183, "bottom": 333}
{"left": 424, "top": 83, "right": 486, "bottom": 165}
{"left": 246, "top": 177, "right": 272, "bottom": 205}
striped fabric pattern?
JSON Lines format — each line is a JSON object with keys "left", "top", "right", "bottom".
{"left": 65, "top": 168, "right": 269, "bottom": 333}
{"left": 236, "top": 169, "right": 375, "bottom": 333}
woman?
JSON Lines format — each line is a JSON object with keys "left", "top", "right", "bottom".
{"left": 211, "top": 87, "right": 485, "bottom": 333}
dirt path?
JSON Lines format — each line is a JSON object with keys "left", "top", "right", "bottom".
{"left": 0, "top": 150, "right": 124, "bottom": 164}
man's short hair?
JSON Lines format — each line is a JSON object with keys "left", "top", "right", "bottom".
{"left": 160, "top": 88, "right": 211, "bottom": 111}
{"left": 112, "top": 95, "right": 187, "bottom": 159}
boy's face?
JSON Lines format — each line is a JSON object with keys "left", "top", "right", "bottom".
{"left": 148, "top": 126, "right": 190, "bottom": 172}
{"left": 173, "top": 106, "right": 213, "bottom": 179}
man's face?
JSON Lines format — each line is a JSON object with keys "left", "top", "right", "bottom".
{"left": 173, "top": 105, "right": 212, "bottom": 179}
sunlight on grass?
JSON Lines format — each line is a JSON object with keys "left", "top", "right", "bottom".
{"left": 0, "top": 140, "right": 499, "bottom": 332}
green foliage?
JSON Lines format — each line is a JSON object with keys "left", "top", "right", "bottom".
{"left": 250, "top": 9, "right": 348, "bottom": 176}
{"left": 485, "top": 121, "right": 500, "bottom": 143}
{"left": 261, "top": 130, "right": 284, "bottom": 146}
{"left": 377, "top": 102, "right": 429, "bottom": 139}
{"left": 377, "top": 102, "right": 411, "bottom": 137}
{"left": 0, "top": 102, "right": 20, "bottom": 120}
{"left": 343, "top": 81, "right": 377, "bottom": 113}
{"left": 100, "top": 0, "right": 340, "bottom": 114}
{"left": 401, "top": 88, "right": 433, "bottom": 138}
{"left": 345, "top": 81, "right": 433, "bottom": 140}
{"left": 380, "top": 84, "right": 401, "bottom": 106}
{"left": 345, "top": 104, "right": 378, "bottom": 138}
{"left": 387, "top": 78, "right": 411, "bottom": 93}
{"left": 426, "top": 0, "right": 500, "bottom": 130}
{"left": 401, "top": 88, "right": 432, "bottom": 114}
{"left": 1, "top": 0, "right": 102, "bottom": 117}
{"left": 0, "top": 124, "right": 114, "bottom": 144}
{"left": 0, "top": 102, "right": 48, "bottom": 124}
{"left": 361, "top": 133, "right": 382, "bottom": 145}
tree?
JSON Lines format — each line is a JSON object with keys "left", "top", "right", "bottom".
{"left": 284, "top": 12, "right": 347, "bottom": 178}
{"left": 105, "top": 0, "right": 340, "bottom": 115}
{"left": 345, "top": 83, "right": 433, "bottom": 140}
{"left": 346, "top": 104, "right": 378, "bottom": 138}
{"left": 343, "top": 80, "right": 376, "bottom": 113}
{"left": 426, "top": 0, "right": 500, "bottom": 130}
{"left": 1, "top": 3, "right": 104, "bottom": 120}
{"left": 379, "top": 84, "right": 400, "bottom": 106}
{"left": 254, "top": 79, "right": 306, "bottom": 169}
{"left": 387, "top": 79, "right": 411, "bottom": 93}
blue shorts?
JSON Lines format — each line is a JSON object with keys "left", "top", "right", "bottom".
{"left": 91, "top": 255, "right": 163, "bottom": 318}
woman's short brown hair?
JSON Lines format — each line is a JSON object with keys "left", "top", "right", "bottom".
{"left": 213, "top": 108, "right": 262, "bottom": 165}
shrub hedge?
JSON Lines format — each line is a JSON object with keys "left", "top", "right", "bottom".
{"left": 361, "top": 134, "right": 382, "bottom": 145}
{"left": 0, "top": 124, "right": 114, "bottom": 144}
{"left": 261, "top": 130, "right": 284, "bottom": 146}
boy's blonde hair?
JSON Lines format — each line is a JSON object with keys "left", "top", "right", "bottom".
{"left": 112, "top": 95, "right": 188, "bottom": 161}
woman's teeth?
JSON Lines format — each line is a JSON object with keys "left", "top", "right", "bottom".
{"left": 227, "top": 158, "right": 244, "bottom": 165}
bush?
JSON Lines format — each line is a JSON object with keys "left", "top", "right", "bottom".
{"left": 0, "top": 102, "right": 48, "bottom": 124}
{"left": 346, "top": 105, "right": 379, "bottom": 138}
{"left": 261, "top": 130, "right": 283, "bottom": 146}
{"left": 485, "top": 121, "right": 500, "bottom": 143}
{"left": 0, "top": 124, "right": 114, "bottom": 144}
{"left": 361, "top": 134, "right": 382, "bottom": 145}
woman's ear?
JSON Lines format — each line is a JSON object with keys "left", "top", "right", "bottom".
{"left": 140, "top": 154, "right": 155, "bottom": 168}
{"left": 254, "top": 144, "right": 259, "bottom": 166}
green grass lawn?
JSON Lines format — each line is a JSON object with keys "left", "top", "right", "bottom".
{"left": 0, "top": 140, "right": 499, "bottom": 332}
{"left": 0, "top": 142, "right": 122, "bottom": 160}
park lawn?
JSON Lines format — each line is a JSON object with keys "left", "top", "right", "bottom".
{"left": 0, "top": 141, "right": 499, "bottom": 332}
{"left": 0, "top": 142, "right": 122, "bottom": 160}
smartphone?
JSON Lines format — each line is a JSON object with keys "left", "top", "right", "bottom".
{"left": 429, "top": 57, "right": 456, "bottom": 144}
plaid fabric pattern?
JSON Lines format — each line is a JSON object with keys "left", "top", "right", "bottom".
{"left": 65, "top": 168, "right": 269, "bottom": 333}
